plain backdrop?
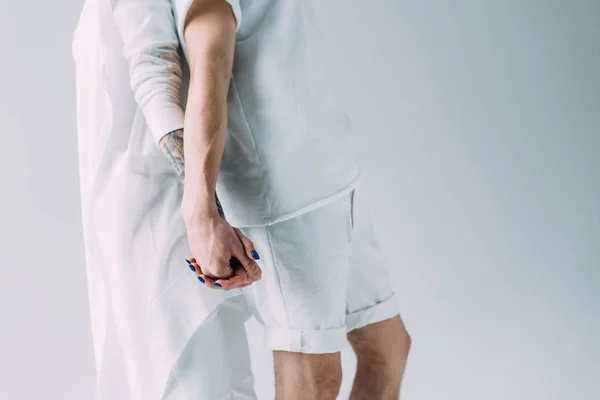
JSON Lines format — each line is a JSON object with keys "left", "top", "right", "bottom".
{"left": 1, "top": 0, "right": 599, "bottom": 399}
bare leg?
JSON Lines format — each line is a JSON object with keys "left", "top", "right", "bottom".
{"left": 347, "top": 315, "right": 411, "bottom": 399}
{"left": 273, "top": 351, "right": 343, "bottom": 400}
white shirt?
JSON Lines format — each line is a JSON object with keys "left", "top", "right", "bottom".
{"left": 122, "top": 0, "right": 362, "bottom": 227}
{"left": 73, "top": 0, "right": 360, "bottom": 398}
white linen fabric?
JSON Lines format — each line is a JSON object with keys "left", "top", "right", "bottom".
{"left": 239, "top": 187, "right": 399, "bottom": 354}
{"left": 73, "top": 0, "right": 242, "bottom": 398}
{"left": 171, "top": 0, "right": 362, "bottom": 227}
{"left": 162, "top": 295, "right": 257, "bottom": 400}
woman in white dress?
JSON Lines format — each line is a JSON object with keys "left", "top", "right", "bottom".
{"left": 72, "top": 0, "right": 261, "bottom": 398}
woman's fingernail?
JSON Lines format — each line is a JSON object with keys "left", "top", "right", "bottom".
{"left": 186, "top": 259, "right": 192, "bottom": 264}
{"left": 197, "top": 276, "right": 205, "bottom": 284}
{"left": 214, "top": 282, "right": 222, "bottom": 288}
{"left": 188, "top": 263, "right": 196, "bottom": 272}
{"left": 251, "top": 250, "right": 260, "bottom": 260}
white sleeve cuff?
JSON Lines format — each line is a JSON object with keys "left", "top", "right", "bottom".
{"left": 144, "top": 104, "right": 185, "bottom": 145}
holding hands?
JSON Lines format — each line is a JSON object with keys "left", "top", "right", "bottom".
{"left": 184, "top": 211, "right": 262, "bottom": 290}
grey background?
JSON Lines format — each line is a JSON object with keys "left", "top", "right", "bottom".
{"left": 1, "top": 0, "right": 598, "bottom": 399}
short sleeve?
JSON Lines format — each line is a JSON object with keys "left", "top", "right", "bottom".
{"left": 172, "top": 0, "right": 242, "bottom": 53}
{"left": 224, "top": 0, "right": 242, "bottom": 30}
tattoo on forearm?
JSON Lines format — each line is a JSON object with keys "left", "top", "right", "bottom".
{"left": 159, "top": 129, "right": 185, "bottom": 179}
{"left": 215, "top": 193, "right": 225, "bottom": 218}
{"left": 159, "top": 129, "right": 226, "bottom": 219}
{"left": 215, "top": 193, "right": 225, "bottom": 219}
{"left": 214, "top": 192, "right": 226, "bottom": 219}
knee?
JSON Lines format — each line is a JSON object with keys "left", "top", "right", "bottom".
{"left": 387, "top": 327, "right": 411, "bottom": 376}
{"left": 401, "top": 329, "right": 412, "bottom": 355}
{"left": 401, "top": 330, "right": 412, "bottom": 363}
{"left": 274, "top": 351, "right": 342, "bottom": 400}
{"left": 354, "top": 324, "right": 411, "bottom": 382}
{"left": 320, "top": 365, "right": 343, "bottom": 400}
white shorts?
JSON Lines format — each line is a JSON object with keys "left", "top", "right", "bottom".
{"left": 239, "top": 186, "right": 399, "bottom": 354}
{"left": 163, "top": 187, "right": 398, "bottom": 398}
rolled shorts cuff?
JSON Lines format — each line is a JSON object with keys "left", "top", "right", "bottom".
{"left": 264, "top": 326, "right": 348, "bottom": 354}
{"left": 346, "top": 293, "right": 399, "bottom": 333}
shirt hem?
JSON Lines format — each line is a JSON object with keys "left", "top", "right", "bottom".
{"left": 234, "top": 173, "right": 362, "bottom": 228}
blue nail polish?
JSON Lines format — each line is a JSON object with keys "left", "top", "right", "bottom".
{"left": 185, "top": 259, "right": 192, "bottom": 264}
{"left": 214, "top": 282, "right": 222, "bottom": 287}
{"left": 188, "top": 263, "right": 196, "bottom": 272}
{"left": 251, "top": 250, "right": 260, "bottom": 260}
{"left": 197, "top": 276, "right": 205, "bottom": 283}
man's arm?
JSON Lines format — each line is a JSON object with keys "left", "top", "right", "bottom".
{"left": 175, "top": 0, "right": 261, "bottom": 289}
{"left": 159, "top": 128, "right": 225, "bottom": 219}
{"left": 178, "top": 0, "right": 236, "bottom": 223}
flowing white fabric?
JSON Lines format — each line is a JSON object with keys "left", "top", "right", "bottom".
{"left": 72, "top": 1, "right": 240, "bottom": 398}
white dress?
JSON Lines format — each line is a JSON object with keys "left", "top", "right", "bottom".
{"left": 72, "top": 0, "right": 241, "bottom": 398}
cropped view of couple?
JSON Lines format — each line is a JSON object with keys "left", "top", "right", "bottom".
{"left": 72, "top": 0, "right": 410, "bottom": 398}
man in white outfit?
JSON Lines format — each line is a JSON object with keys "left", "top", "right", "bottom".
{"left": 73, "top": 0, "right": 411, "bottom": 398}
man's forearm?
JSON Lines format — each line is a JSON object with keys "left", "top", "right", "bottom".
{"left": 179, "top": 0, "right": 237, "bottom": 224}
{"left": 159, "top": 129, "right": 225, "bottom": 219}
{"left": 180, "top": 70, "right": 229, "bottom": 222}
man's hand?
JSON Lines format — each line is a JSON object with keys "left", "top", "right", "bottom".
{"left": 185, "top": 212, "right": 261, "bottom": 289}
